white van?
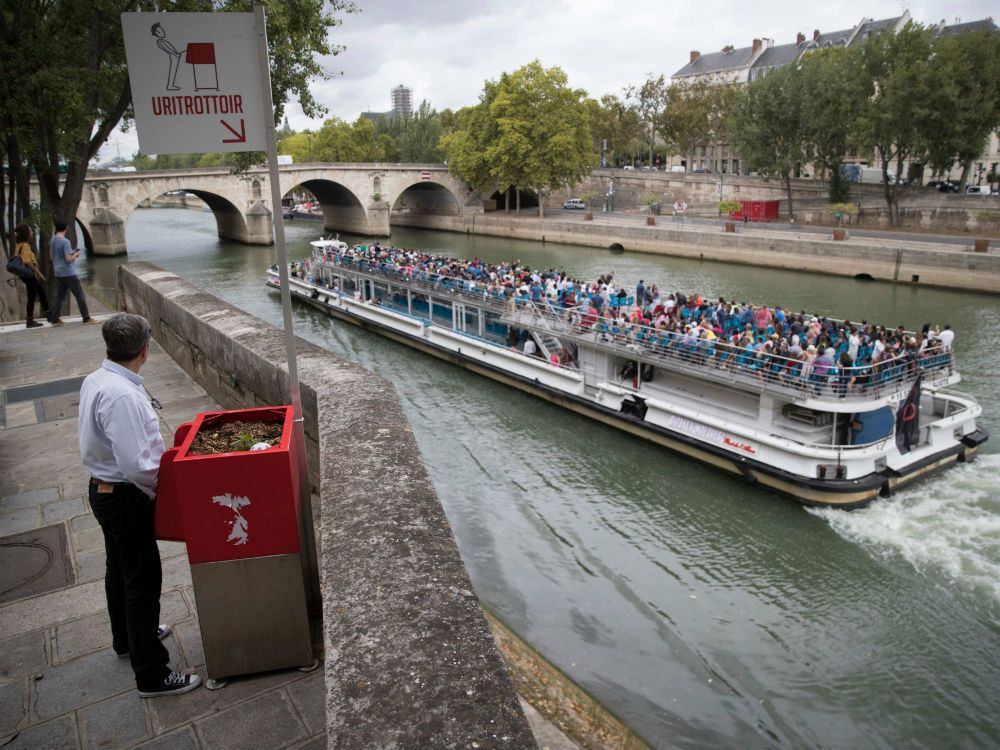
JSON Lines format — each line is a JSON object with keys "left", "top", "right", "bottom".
{"left": 965, "top": 185, "right": 991, "bottom": 195}
{"left": 669, "top": 165, "right": 687, "bottom": 173}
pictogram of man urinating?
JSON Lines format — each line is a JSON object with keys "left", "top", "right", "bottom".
{"left": 150, "top": 22, "right": 219, "bottom": 92}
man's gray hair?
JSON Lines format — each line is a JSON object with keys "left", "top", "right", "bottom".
{"left": 103, "top": 313, "right": 151, "bottom": 362}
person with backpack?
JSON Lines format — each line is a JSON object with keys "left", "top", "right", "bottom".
{"left": 11, "top": 223, "right": 49, "bottom": 327}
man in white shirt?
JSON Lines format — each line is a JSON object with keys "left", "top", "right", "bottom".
{"left": 79, "top": 313, "right": 200, "bottom": 698}
{"left": 935, "top": 324, "right": 955, "bottom": 351}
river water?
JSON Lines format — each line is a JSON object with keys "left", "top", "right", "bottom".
{"left": 81, "top": 208, "right": 1000, "bottom": 750}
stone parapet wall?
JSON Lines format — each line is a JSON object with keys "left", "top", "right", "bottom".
{"left": 392, "top": 214, "right": 1000, "bottom": 294}
{"left": 116, "top": 263, "right": 536, "bottom": 749}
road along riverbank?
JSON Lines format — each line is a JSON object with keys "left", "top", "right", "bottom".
{"left": 392, "top": 213, "right": 1000, "bottom": 294}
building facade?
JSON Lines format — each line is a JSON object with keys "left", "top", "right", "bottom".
{"left": 391, "top": 85, "right": 413, "bottom": 118}
{"left": 669, "top": 13, "right": 998, "bottom": 184}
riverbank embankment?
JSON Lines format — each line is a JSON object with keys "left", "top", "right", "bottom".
{"left": 392, "top": 213, "right": 1000, "bottom": 294}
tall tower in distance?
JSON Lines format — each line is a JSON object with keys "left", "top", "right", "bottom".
{"left": 391, "top": 84, "right": 413, "bottom": 117}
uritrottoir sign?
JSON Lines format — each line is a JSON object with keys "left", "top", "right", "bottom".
{"left": 121, "top": 12, "right": 267, "bottom": 155}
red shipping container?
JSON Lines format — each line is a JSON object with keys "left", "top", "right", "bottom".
{"left": 731, "top": 199, "right": 780, "bottom": 222}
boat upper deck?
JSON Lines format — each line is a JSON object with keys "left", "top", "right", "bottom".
{"left": 299, "top": 249, "right": 959, "bottom": 408}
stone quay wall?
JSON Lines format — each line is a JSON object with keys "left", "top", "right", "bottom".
{"left": 116, "top": 262, "right": 536, "bottom": 750}
{"left": 392, "top": 214, "right": 1000, "bottom": 294}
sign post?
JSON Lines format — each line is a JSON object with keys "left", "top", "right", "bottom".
{"left": 122, "top": 6, "right": 320, "bottom": 619}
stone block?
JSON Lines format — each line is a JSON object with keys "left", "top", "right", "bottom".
{"left": 148, "top": 666, "right": 300, "bottom": 735}
{"left": 33, "top": 644, "right": 135, "bottom": 720}
{"left": 1, "top": 487, "right": 59, "bottom": 512}
{"left": 72, "top": 525, "right": 105, "bottom": 557}
{"left": 0, "top": 677, "right": 27, "bottom": 735}
{"left": 0, "top": 507, "right": 42, "bottom": 536}
{"left": 286, "top": 671, "right": 325, "bottom": 735}
{"left": 159, "top": 590, "right": 192, "bottom": 633}
{"left": 43, "top": 497, "right": 87, "bottom": 525}
{"left": 78, "top": 691, "right": 149, "bottom": 750}
{"left": 291, "top": 736, "right": 326, "bottom": 750}
{"left": 75, "top": 550, "right": 106, "bottom": 584}
{"left": 157, "top": 540, "right": 187, "bottom": 561}
{"left": 161, "top": 554, "right": 193, "bottom": 591}
{"left": 56, "top": 612, "right": 113, "bottom": 663}
{"left": 0, "top": 714, "right": 79, "bottom": 750}
{"left": 0, "top": 579, "right": 106, "bottom": 640}
{"left": 71, "top": 513, "right": 98, "bottom": 532}
{"left": 171, "top": 619, "right": 204, "bottom": 670}
{"left": 133, "top": 726, "right": 199, "bottom": 750}
{"left": 0, "top": 630, "right": 48, "bottom": 680}
{"left": 195, "top": 691, "right": 305, "bottom": 750}
{"left": 3, "top": 401, "right": 38, "bottom": 428}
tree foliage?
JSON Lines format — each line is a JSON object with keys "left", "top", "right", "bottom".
{"left": 660, "top": 80, "right": 737, "bottom": 172}
{"left": 797, "top": 47, "right": 871, "bottom": 201}
{"left": 440, "top": 61, "right": 595, "bottom": 216}
{"left": 730, "top": 65, "right": 808, "bottom": 218}
{"left": 0, "top": 0, "right": 353, "bottom": 262}
{"left": 625, "top": 75, "right": 668, "bottom": 166}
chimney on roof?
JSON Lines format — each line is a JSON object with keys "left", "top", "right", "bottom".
{"left": 752, "top": 38, "right": 762, "bottom": 55}
{"left": 690, "top": 50, "right": 700, "bottom": 64}
{"left": 796, "top": 32, "right": 805, "bottom": 45}
{"left": 813, "top": 29, "right": 820, "bottom": 41}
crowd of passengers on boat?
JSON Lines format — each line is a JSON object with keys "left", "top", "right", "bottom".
{"left": 286, "top": 242, "right": 957, "bottom": 397}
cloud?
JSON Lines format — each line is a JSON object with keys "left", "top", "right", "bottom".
{"left": 100, "top": 0, "right": 997, "bottom": 160}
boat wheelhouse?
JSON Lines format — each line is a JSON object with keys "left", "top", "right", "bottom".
{"left": 268, "top": 243, "right": 987, "bottom": 507}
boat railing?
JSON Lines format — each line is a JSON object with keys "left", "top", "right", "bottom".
{"left": 307, "top": 255, "right": 954, "bottom": 403}
{"left": 505, "top": 305, "right": 953, "bottom": 404}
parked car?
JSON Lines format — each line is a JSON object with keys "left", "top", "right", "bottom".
{"left": 965, "top": 185, "right": 991, "bottom": 195}
{"left": 669, "top": 165, "right": 687, "bottom": 173}
{"left": 563, "top": 198, "right": 587, "bottom": 210}
{"left": 692, "top": 168, "right": 711, "bottom": 174}
{"left": 933, "top": 180, "right": 960, "bottom": 193}
{"left": 622, "top": 165, "right": 634, "bottom": 170}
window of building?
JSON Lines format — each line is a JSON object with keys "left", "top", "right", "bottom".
{"left": 722, "top": 159, "right": 729, "bottom": 174}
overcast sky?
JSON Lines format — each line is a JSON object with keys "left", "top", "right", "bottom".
{"left": 99, "top": 0, "right": 996, "bottom": 161}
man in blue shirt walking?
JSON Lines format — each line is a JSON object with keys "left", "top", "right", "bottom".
{"left": 48, "top": 220, "right": 96, "bottom": 325}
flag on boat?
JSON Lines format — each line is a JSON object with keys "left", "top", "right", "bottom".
{"left": 895, "top": 373, "right": 922, "bottom": 453}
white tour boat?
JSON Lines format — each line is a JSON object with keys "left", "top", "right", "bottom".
{"left": 267, "top": 241, "right": 987, "bottom": 507}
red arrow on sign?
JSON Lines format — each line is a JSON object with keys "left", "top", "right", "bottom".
{"left": 221, "top": 119, "right": 246, "bottom": 144}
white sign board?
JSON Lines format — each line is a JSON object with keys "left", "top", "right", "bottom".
{"left": 673, "top": 200, "right": 687, "bottom": 213}
{"left": 121, "top": 12, "right": 267, "bottom": 154}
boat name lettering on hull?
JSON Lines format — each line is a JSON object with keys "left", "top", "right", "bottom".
{"left": 668, "top": 416, "right": 757, "bottom": 455}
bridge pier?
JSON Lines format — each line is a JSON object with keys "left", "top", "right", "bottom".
{"left": 88, "top": 209, "right": 127, "bottom": 256}
{"left": 322, "top": 204, "right": 389, "bottom": 237}
{"left": 216, "top": 200, "right": 274, "bottom": 245}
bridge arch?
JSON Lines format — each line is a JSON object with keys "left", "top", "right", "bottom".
{"left": 285, "top": 178, "right": 369, "bottom": 237}
{"left": 390, "top": 180, "right": 462, "bottom": 220}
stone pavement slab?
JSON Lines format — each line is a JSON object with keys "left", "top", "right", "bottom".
{"left": 1, "top": 715, "right": 80, "bottom": 750}
{"left": 195, "top": 691, "right": 306, "bottom": 750}
{"left": 78, "top": 691, "right": 150, "bottom": 750}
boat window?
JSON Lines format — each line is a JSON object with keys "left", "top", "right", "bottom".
{"left": 848, "top": 406, "right": 894, "bottom": 445}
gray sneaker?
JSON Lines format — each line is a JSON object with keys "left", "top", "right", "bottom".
{"left": 138, "top": 671, "right": 201, "bottom": 698}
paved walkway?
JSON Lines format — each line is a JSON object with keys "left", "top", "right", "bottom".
{"left": 0, "top": 315, "right": 577, "bottom": 750}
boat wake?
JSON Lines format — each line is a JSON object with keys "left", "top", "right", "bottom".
{"left": 810, "top": 453, "right": 1000, "bottom": 618}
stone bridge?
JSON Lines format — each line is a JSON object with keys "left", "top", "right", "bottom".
{"left": 37, "top": 163, "right": 482, "bottom": 255}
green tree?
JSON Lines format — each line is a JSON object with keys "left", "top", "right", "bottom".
{"left": 625, "top": 75, "right": 668, "bottom": 167}
{"left": 660, "top": 80, "right": 737, "bottom": 172}
{"left": 730, "top": 65, "right": 809, "bottom": 219}
{"left": 441, "top": 61, "right": 595, "bottom": 217}
{"left": 924, "top": 29, "right": 1000, "bottom": 188}
{"left": 0, "top": 0, "right": 354, "bottom": 266}
{"left": 857, "top": 23, "right": 945, "bottom": 225}
{"left": 798, "top": 46, "right": 871, "bottom": 202}
{"left": 588, "top": 93, "right": 641, "bottom": 167}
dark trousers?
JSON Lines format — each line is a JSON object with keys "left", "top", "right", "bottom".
{"left": 19, "top": 276, "right": 49, "bottom": 321}
{"left": 50, "top": 275, "right": 89, "bottom": 321}
{"left": 89, "top": 482, "right": 170, "bottom": 690}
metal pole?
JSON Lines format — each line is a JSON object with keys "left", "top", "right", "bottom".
{"left": 254, "top": 5, "right": 322, "bottom": 624}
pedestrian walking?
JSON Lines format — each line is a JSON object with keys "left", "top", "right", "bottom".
{"left": 48, "top": 219, "right": 96, "bottom": 325}
{"left": 12, "top": 223, "right": 49, "bottom": 327}
{"left": 79, "top": 313, "right": 201, "bottom": 697}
